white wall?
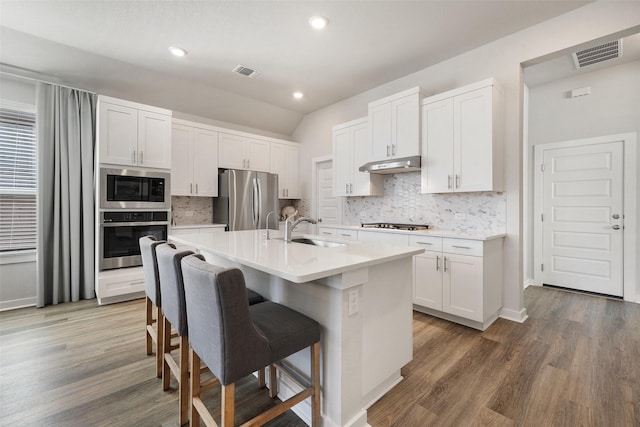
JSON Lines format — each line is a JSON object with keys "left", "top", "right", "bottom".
{"left": 293, "top": 2, "right": 640, "bottom": 318}
{"left": 527, "top": 59, "right": 640, "bottom": 299}
{"left": 0, "top": 75, "right": 37, "bottom": 310}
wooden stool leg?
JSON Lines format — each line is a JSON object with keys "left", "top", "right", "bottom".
{"left": 190, "top": 349, "right": 201, "bottom": 427}
{"left": 258, "top": 368, "right": 266, "bottom": 388}
{"left": 162, "top": 317, "right": 171, "bottom": 390}
{"left": 311, "top": 342, "right": 321, "bottom": 426}
{"left": 268, "top": 365, "right": 278, "bottom": 398}
{"left": 221, "top": 383, "right": 235, "bottom": 427}
{"left": 179, "top": 336, "right": 189, "bottom": 426}
{"left": 145, "top": 297, "right": 153, "bottom": 355}
{"left": 156, "top": 308, "right": 164, "bottom": 378}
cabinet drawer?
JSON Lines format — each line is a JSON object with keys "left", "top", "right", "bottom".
{"left": 317, "top": 227, "right": 337, "bottom": 237}
{"left": 443, "top": 238, "right": 483, "bottom": 256}
{"left": 335, "top": 229, "right": 358, "bottom": 241}
{"left": 409, "top": 235, "right": 442, "bottom": 251}
{"left": 357, "top": 230, "right": 409, "bottom": 245}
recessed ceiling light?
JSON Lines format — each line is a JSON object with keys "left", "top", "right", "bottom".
{"left": 309, "top": 16, "right": 329, "bottom": 30}
{"left": 293, "top": 92, "right": 304, "bottom": 99}
{"left": 169, "top": 46, "right": 187, "bottom": 57}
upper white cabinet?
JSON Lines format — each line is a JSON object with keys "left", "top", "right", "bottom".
{"left": 270, "top": 141, "right": 300, "bottom": 199}
{"left": 368, "top": 87, "right": 422, "bottom": 162}
{"left": 219, "top": 133, "right": 270, "bottom": 172}
{"left": 171, "top": 120, "right": 218, "bottom": 197}
{"left": 421, "top": 79, "right": 503, "bottom": 193}
{"left": 332, "top": 118, "right": 383, "bottom": 197}
{"left": 98, "top": 96, "right": 172, "bottom": 169}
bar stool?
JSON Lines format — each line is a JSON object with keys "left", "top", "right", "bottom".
{"left": 156, "top": 247, "right": 267, "bottom": 425}
{"left": 181, "top": 254, "right": 321, "bottom": 427}
{"left": 139, "top": 235, "right": 165, "bottom": 378}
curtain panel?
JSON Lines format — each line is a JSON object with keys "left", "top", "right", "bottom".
{"left": 36, "top": 84, "right": 97, "bottom": 307}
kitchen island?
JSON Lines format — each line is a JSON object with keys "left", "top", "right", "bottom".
{"left": 169, "top": 229, "right": 424, "bottom": 427}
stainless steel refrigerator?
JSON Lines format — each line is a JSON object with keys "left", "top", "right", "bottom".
{"left": 212, "top": 169, "right": 279, "bottom": 231}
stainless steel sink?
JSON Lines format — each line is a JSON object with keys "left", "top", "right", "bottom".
{"left": 290, "top": 238, "right": 346, "bottom": 248}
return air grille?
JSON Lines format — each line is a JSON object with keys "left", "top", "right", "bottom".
{"left": 232, "top": 65, "right": 259, "bottom": 78}
{"left": 572, "top": 40, "right": 622, "bottom": 69}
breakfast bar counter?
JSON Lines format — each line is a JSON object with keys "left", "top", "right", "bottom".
{"left": 169, "top": 230, "right": 423, "bottom": 427}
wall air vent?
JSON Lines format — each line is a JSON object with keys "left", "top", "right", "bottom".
{"left": 572, "top": 40, "right": 622, "bottom": 69}
{"left": 232, "top": 65, "right": 259, "bottom": 78}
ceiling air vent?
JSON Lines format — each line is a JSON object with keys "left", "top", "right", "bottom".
{"left": 232, "top": 64, "right": 259, "bottom": 78}
{"left": 572, "top": 40, "right": 622, "bottom": 69}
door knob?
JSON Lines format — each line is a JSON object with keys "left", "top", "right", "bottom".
{"left": 612, "top": 225, "right": 621, "bottom": 230}
{"left": 612, "top": 214, "right": 620, "bottom": 219}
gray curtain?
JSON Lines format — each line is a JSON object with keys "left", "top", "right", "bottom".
{"left": 36, "top": 83, "right": 97, "bottom": 307}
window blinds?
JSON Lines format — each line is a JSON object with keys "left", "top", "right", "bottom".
{"left": 0, "top": 103, "right": 37, "bottom": 251}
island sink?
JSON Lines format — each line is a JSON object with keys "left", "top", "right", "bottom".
{"left": 290, "top": 237, "right": 347, "bottom": 248}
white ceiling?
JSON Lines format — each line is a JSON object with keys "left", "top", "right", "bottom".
{"left": 0, "top": 0, "right": 591, "bottom": 135}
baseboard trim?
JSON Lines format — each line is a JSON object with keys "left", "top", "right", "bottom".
{"left": 0, "top": 296, "right": 36, "bottom": 311}
{"left": 499, "top": 307, "right": 529, "bottom": 323}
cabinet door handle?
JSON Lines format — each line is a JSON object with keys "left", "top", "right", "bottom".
{"left": 416, "top": 241, "right": 433, "bottom": 245}
{"left": 139, "top": 151, "right": 143, "bottom": 164}
{"left": 132, "top": 150, "right": 136, "bottom": 164}
{"left": 448, "top": 175, "right": 452, "bottom": 189}
{"left": 436, "top": 256, "right": 440, "bottom": 271}
{"left": 345, "top": 184, "right": 349, "bottom": 194}
{"left": 443, "top": 256, "right": 448, "bottom": 272}
{"left": 195, "top": 184, "right": 198, "bottom": 194}
{"left": 349, "top": 183, "right": 353, "bottom": 193}
{"left": 340, "top": 233, "right": 351, "bottom": 237}
{"left": 190, "top": 183, "right": 193, "bottom": 194}
{"left": 321, "top": 231, "right": 332, "bottom": 235}
{"left": 452, "top": 245, "right": 472, "bottom": 249}
{"left": 387, "top": 145, "right": 390, "bottom": 157}
{"left": 455, "top": 174, "right": 460, "bottom": 188}
{"left": 392, "top": 145, "right": 396, "bottom": 156}
{"left": 286, "top": 188, "right": 289, "bottom": 197}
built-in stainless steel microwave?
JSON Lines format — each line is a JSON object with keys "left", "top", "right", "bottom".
{"left": 99, "top": 168, "right": 170, "bottom": 210}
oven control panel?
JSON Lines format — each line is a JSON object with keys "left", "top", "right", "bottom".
{"left": 103, "top": 211, "right": 168, "bottom": 223}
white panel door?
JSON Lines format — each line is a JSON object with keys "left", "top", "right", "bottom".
{"left": 317, "top": 160, "right": 339, "bottom": 225}
{"left": 218, "top": 133, "right": 246, "bottom": 169}
{"left": 392, "top": 93, "right": 420, "bottom": 158}
{"left": 138, "top": 110, "right": 171, "bottom": 169}
{"left": 542, "top": 141, "right": 624, "bottom": 296}
{"left": 413, "top": 251, "right": 443, "bottom": 310}
{"left": 99, "top": 102, "right": 137, "bottom": 166}
{"left": 245, "top": 137, "right": 270, "bottom": 172}
{"left": 333, "top": 129, "right": 351, "bottom": 197}
{"left": 443, "top": 253, "right": 483, "bottom": 322}
{"left": 171, "top": 124, "right": 194, "bottom": 195}
{"left": 351, "top": 121, "right": 373, "bottom": 196}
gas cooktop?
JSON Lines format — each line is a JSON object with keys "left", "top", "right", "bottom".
{"left": 361, "top": 222, "right": 430, "bottom": 231}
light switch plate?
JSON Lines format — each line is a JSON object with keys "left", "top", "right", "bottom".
{"left": 348, "top": 289, "right": 359, "bottom": 316}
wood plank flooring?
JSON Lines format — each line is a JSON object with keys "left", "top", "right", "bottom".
{"left": 1, "top": 286, "right": 638, "bottom": 426}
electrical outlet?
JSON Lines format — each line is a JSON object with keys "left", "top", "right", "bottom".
{"left": 185, "top": 211, "right": 194, "bottom": 217}
{"left": 455, "top": 213, "right": 466, "bottom": 220}
{"left": 348, "top": 289, "right": 359, "bottom": 316}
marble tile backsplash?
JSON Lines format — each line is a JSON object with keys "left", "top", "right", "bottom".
{"left": 343, "top": 172, "right": 506, "bottom": 233}
{"left": 171, "top": 196, "right": 213, "bottom": 225}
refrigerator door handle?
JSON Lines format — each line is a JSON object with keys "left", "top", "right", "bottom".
{"left": 230, "top": 170, "right": 237, "bottom": 230}
{"left": 252, "top": 177, "right": 259, "bottom": 228}
{"left": 256, "top": 176, "right": 263, "bottom": 229}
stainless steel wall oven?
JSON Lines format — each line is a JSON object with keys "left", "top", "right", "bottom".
{"left": 99, "top": 211, "right": 168, "bottom": 271}
{"left": 100, "top": 167, "right": 170, "bottom": 210}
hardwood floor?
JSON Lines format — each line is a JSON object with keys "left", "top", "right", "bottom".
{"left": 1, "top": 286, "right": 638, "bottom": 426}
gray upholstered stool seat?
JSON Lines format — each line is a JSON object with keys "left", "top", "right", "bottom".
{"left": 181, "top": 254, "right": 321, "bottom": 427}
{"left": 139, "top": 235, "right": 166, "bottom": 378}
{"left": 156, "top": 246, "right": 267, "bottom": 426}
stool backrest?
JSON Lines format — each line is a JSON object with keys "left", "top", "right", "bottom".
{"left": 156, "top": 243, "right": 193, "bottom": 336}
{"left": 139, "top": 235, "right": 165, "bottom": 307}
{"left": 181, "top": 255, "right": 269, "bottom": 385}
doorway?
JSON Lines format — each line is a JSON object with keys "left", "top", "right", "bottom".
{"left": 534, "top": 137, "right": 623, "bottom": 296}
{"left": 311, "top": 156, "right": 342, "bottom": 225}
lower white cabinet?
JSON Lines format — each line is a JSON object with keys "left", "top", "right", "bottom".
{"left": 96, "top": 267, "right": 145, "bottom": 305}
{"left": 412, "top": 236, "right": 503, "bottom": 330}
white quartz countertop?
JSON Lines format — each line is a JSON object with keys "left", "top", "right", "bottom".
{"left": 171, "top": 223, "right": 226, "bottom": 230}
{"left": 321, "top": 224, "right": 506, "bottom": 241}
{"left": 169, "top": 229, "right": 423, "bottom": 284}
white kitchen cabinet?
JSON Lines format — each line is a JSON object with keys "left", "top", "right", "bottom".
{"left": 316, "top": 227, "right": 358, "bottom": 241}
{"left": 421, "top": 79, "right": 503, "bottom": 193}
{"left": 369, "top": 87, "right": 422, "bottom": 162}
{"left": 219, "top": 133, "right": 270, "bottom": 172}
{"left": 332, "top": 118, "right": 383, "bottom": 197}
{"left": 98, "top": 96, "right": 172, "bottom": 169}
{"left": 171, "top": 121, "right": 218, "bottom": 197}
{"left": 271, "top": 141, "right": 300, "bottom": 199}
{"left": 411, "top": 235, "right": 503, "bottom": 330}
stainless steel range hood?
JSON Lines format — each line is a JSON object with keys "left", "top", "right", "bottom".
{"left": 359, "top": 156, "right": 421, "bottom": 174}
